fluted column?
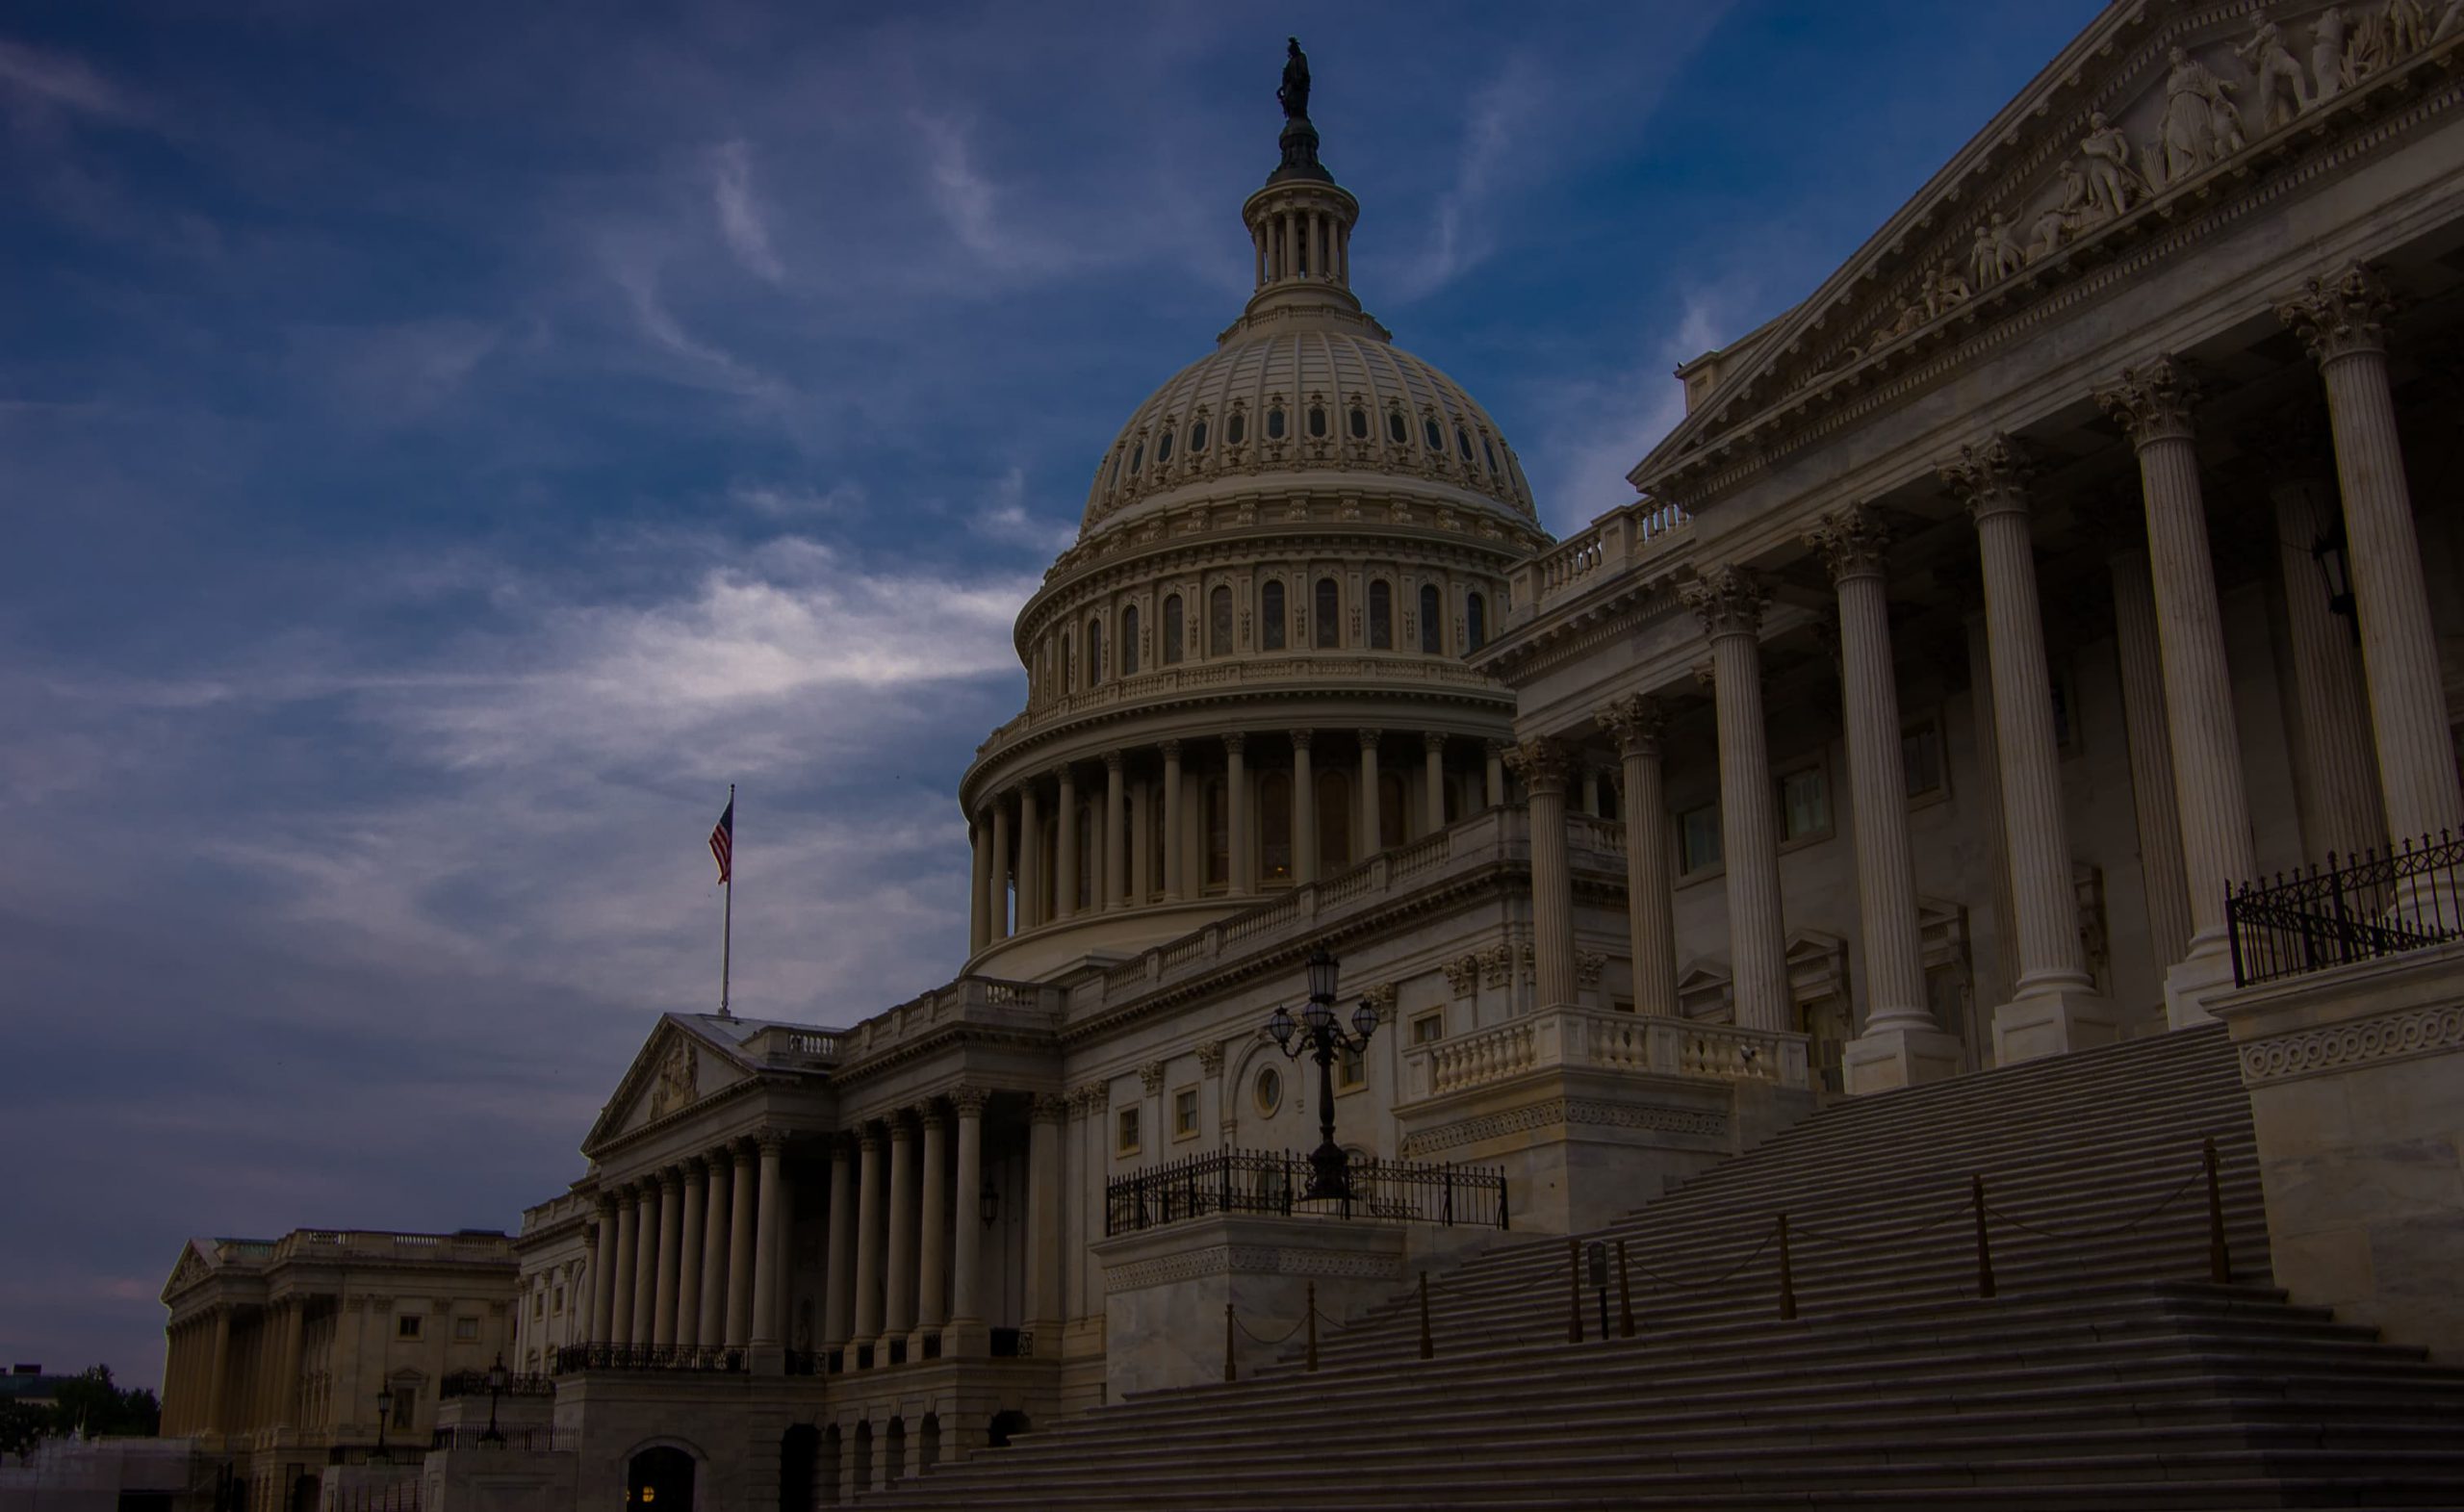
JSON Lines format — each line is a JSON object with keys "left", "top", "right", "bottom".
{"left": 1161, "top": 742, "right": 1184, "bottom": 900}
{"left": 1226, "top": 734, "right": 1252, "bottom": 892}
{"left": 1053, "top": 766, "right": 1079, "bottom": 921}
{"left": 609, "top": 1189, "right": 640, "bottom": 1346}
{"left": 1358, "top": 729, "right": 1382, "bottom": 857}
{"left": 1024, "top": 1094, "right": 1066, "bottom": 1338}
{"left": 696, "top": 1155, "right": 730, "bottom": 1351}
{"left": 1602, "top": 697, "right": 1676, "bottom": 1015}
{"left": 1017, "top": 784, "right": 1043, "bottom": 931}
{"left": 883, "top": 1115, "right": 918, "bottom": 1343}
{"left": 1423, "top": 731, "right": 1448, "bottom": 833}
{"left": 2265, "top": 465, "right": 2386, "bottom": 860}
{"left": 651, "top": 1167, "right": 682, "bottom": 1347}
{"left": 725, "top": 1143, "right": 757, "bottom": 1349}
{"left": 1810, "top": 507, "right": 1960, "bottom": 1091}
{"left": 1510, "top": 737, "right": 1579, "bottom": 1008}
{"left": 967, "top": 817, "right": 989, "bottom": 954}
{"left": 1681, "top": 566, "right": 1790, "bottom": 1032}
{"left": 1129, "top": 770, "right": 1152, "bottom": 903}
{"left": 1292, "top": 730, "right": 1318, "bottom": 884}
{"left": 2109, "top": 538, "right": 2196, "bottom": 975}
{"left": 914, "top": 1105, "right": 949, "bottom": 1344}
{"left": 675, "top": 1162, "right": 706, "bottom": 1350}
{"left": 1942, "top": 437, "right": 2111, "bottom": 1058}
{"left": 766, "top": 1159, "right": 795, "bottom": 1349}
{"left": 589, "top": 1197, "right": 618, "bottom": 1345}
{"left": 749, "top": 1131, "right": 785, "bottom": 1356}
{"left": 2097, "top": 361, "right": 2256, "bottom": 1024}
{"left": 987, "top": 800, "right": 1012, "bottom": 942}
{"left": 2278, "top": 266, "right": 2464, "bottom": 856}
{"left": 948, "top": 1089, "right": 988, "bottom": 1354}
{"left": 852, "top": 1128, "right": 886, "bottom": 1351}
{"left": 1102, "top": 751, "right": 1126, "bottom": 910}
{"left": 822, "top": 1137, "right": 855, "bottom": 1349}
{"left": 203, "top": 1307, "right": 231, "bottom": 1434}
{"left": 629, "top": 1180, "right": 659, "bottom": 1350}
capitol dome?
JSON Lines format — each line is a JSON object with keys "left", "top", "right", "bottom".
{"left": 958, "top": 71, "right": 1552, "bottom": 982}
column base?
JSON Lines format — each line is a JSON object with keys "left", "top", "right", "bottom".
{"left": 2165, "top": 942, "right": 2239, "bottom": 1030}
{"left": 1991, "top": 986, "right": 2121, "bottom": 1066}
{"left": 1840, "top": 1021, "right": 1965, "bottom": 1095}
{"left": 939, "top": 1319, "right": 988, "bottom": 1359}
{"left": 746, "top": 1343, "right": 785, "bottom": 1377}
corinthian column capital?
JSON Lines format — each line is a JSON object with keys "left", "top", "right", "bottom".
{"left": 1805, "top": 502, "right": 1891, "bottom": 582}
{"left": 2274, "top": 263, "right": 2396, "bottom": 366}
{"left": 1597, "top": 694, "right": 1666, "bottom": 757}
{"left": 1679, "top": 563, "right": 1767, "bottom": 639}
{"left": 1937, "top": 433, "right": 2035, "bottom": 519}
{"left": 2095, "top": 355, "right": 2201, "bottom": 448}
{"left": 1505, "top": 735, "right": 1574, "bottom": 797}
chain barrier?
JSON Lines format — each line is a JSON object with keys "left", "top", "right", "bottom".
{"left": 1620, "top": 1219, "right": 1782, "bottom": 1292}
{"left": 1790, "top": 1196, "right": 1970, "bottom": 1248}
{"left": 1981, "top": 1163, "right": 2206, "bottom": 1242}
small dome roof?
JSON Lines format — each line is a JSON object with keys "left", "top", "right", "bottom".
{"left": 1078, "top": 324, "right": 1536, "bottom": 540}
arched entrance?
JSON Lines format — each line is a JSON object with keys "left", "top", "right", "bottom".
{"left": 628, "top": 1447, "right": 695, "bottom": 1512}
{"left": 777, "top": 1425, "right": 818, "bottom": 1512}
{"left": 988, "top": 1410, "right": 1030, "bottom": 1449}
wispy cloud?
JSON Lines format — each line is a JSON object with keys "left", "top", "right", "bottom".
{"left": 1394, "top": 57, "right": 1544, "bottom": 299}
{"left": 709, "top": 140, "right": 785, "bottom": 283}
{"left": 0, "top": 38, "right": 142, "bottom": 123}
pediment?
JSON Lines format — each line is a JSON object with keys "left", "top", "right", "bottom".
{"left": 160, "top": 1239, "right": 214, "bottom": 1305}
{"left": 1637, "top": 2, "right": 2464, "bottom": 501}
{"left": 582, "top": 1015, "right": 754, "bottom": 1154}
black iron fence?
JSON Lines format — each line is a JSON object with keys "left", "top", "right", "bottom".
{"left": 551, "top": 1344, "right": 744, "bottom": 1374}
{"left": 428, "top": 1426, "right": 562, "bottom": 1452}
{"left": 1105, "top": 1147, "right": 1508, "bottom": 1237}
{"left": 438, "top": 1370, "right": 555, "bottom": 1399}
{"left": 2225, "top": 830, "right": 2463, "bottom": 987}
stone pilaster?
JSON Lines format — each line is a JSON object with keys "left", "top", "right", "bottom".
{"left": 2278, "top": 265, "right": 2464, "bottom": 859}
{"left": 1422, "top": 731, "right": 1448, "bottom": 833}
{"left": 589, "top": 1197, "right": 618, "bottom": 1346}
{"left": 987, "top": 798, "right": 1012, "bottom": 942}
{"left": 1485, "top": 740, "right": 1507, "bottom": 807}
{"left": 629, "top": 1178, "right": 660, "bottom": 1352}
{"left": 1941, "top": 435, "right": 2114, "bottom": 1059}
{"left": 2106, "top": 539, "right": 2195, "bottom": 982}
{"left": 1810, "top": 505, "right": 1961, "bottom": 1091}
{"left": 749, "top": 1131, "right": 785, "bottom": 1366}
{"left": 675, "top": 1160, "right": 706, "bottom": 1350}
{"left": 1102, "top": 750, "right": 1127, "bottom": 911}
{"left": 822, "top": 1136, "right": 855, "bottom": 1349}
{"left": 946, "top": 1089, "right": 988, "bottom": 1355}
{"left": 1681, "top": 565, "right": 1791, "bottom": 1033}
{"left": 1017, "top": 783, "right": 1043, "bottom": 931}
{"left": 1601, "top": 695, "right": 1676, "bottom": 1015}
{"left": 1508, "top": 736, "right": 1579, "bottom": 1010}
{"left": 851, "top": 1127, "right": 885, "bottom": 1353}
{"left": 725, "top": 1142, "right": 757, "bottom": 1349}
{"left": 883, "top": 1115, "right": 917, "bottom": 1344}
{"left": 1160, "top": 741, "right": 1184, "bottom": 900}
{"left": 1025, "top": 1093, "right": 1067, "bottom": 1340}
{"left": 2097, "top": 359, "right": 2256, "bottom": 1024}
{"left": 967, "top": 817, "right": 989, "bottom": 954}
{"left": 1226, "top": 734, "right": 1251, "bottom": 894}
{"left": 1291, "top": 730, "right": 1318, "bottom": 884}
{"left": 1358, "top": 729, "right": 1382, "bottom": 857}
{"left": 1053, "top": 765, "right": 1079, "bottom": 921}
{"left": 696, "top": 1155, "right": 730, "bottom": 1350}
{"left": 651, "top": 1167, "right": 682, "bottom": 1348}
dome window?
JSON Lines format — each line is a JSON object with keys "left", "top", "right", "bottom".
{"left": 1307, "top": 405, "right": 1326, "bottom": 439}
{"left": 1423, "top": 416, "right": 1444, "bottom": 452}
{"left": 1348, "top": 406, "right": 1368, "bottom": 440}
{"left": 1481, "top": 435, "right": 1499, "bottom": 473}
{"left": 1130, "top": 441, "right": 1144, "bottom": 473}
{"left": 1163, "top": 594, "right": 1185, "bottom": 665}
{"left": 1208, "top": 585, "right": 1234, "bottom": 656}
{"left": 1190, "top": 420, "right": 1209, "bottom": 452}
{"left": 1087, "top": 618, "right": 1105, "bottom": 685}
{"left": 1266, "top": 407, "right": 1286, "bottom": 441}
{"left": 1387, "top": 410, "right": 1408, "bottom": 444}
{"left": 1466, "top": 592, "right": 1488, "bottom": 653}
{"left": 1261, "top": 580, "right": 1287, "bottom": 651}
{"left": 1122, "top": 604, "right": 1141, "bottom": 677}
{"left": 1419, "top": 584, "right": 1442, "bottom": 653}
{"left": 1369, "top": 580, "right": 1393, "bottom": 650}
{"left": 1157, "top": 428, "right": 1174, "bottom": 464}
{"left": 1456, "top": 425, "right": 1474, "bottom": 461}
{"left": 1314, "top": 577, "right": 1341, "bottom": 649}
{"left": 1227, "top": 411, "right": 1246, "bottom": 447}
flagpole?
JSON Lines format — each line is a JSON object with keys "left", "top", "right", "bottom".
{"left": 720, "top": 782, "right": 734, "bottom": 1019}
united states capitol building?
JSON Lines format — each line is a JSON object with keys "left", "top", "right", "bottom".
{"left": 142, "top": 7, "right": 2464, "bottom": 1509}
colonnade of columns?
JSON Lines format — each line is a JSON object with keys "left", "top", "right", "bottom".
{"left": 162, "top": 1297, "right": 312, "bottom": 1440}
{"left": 968, "top": 730, "right": 1492, "bottom": 950}
{"left": 586, "top": 1133, "right": 783, "bottom": 1357}
{"left": 1508, "top": 263, "right": 2457, "bottom": 1077}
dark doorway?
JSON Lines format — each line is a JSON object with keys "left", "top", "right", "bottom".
{"left": 987, "top": 1410, "right": 1030, "bottom": 1449}
{"left": 628, "top": 1447, "right": 695, "bottom": 1512}
{"left": 778, "top": 1426, "right": 817, "bottom": 1512}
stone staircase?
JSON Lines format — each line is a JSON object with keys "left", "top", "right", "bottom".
{"left": 883, "top": 1027, "right": 2464, "bottom": 1508}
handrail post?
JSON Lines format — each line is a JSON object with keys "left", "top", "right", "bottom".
{"left": 1776, "top": 1216, "right": 1797, "bottom": 1321}
{"left": 1567, "top": 1237, "right": 1584, "bottom": 1343}
{"left": 1418, "top": 1272, "right": 1433, "bottom": 1360}
{"left": 1617, "top": 1238, "right": 1635, "bottom": 1339}
{"left": 2204, "top": 1137, "right": 2232, "bottom": 1284}
{"left": 1304, "top": 1281, "right": 1319, "bottom": 1372}
{"left": 1972, "top": 1174, "right": 1996, "bottom": 1299}
{"left": 1223, "top": 1302, "right": 1237, "bottom": 1383}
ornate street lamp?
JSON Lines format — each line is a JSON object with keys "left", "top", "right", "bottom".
{"left": 2312, "top": 523, "right": 2359, "bottom": 643}
{"left": 371, "top": 1389, "right": 393, "bottom": 1464}
{"left": 1265, "top": 947, "right": 1379, "bottom": 1202}
{"left": 479, "top": 1353, "right": 509, "bottom": 1446}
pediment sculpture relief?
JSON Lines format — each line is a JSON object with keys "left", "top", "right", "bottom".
{"left": 645, "top": 1037, "right": 699, "bottom": 1120}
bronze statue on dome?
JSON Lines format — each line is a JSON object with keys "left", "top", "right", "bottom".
{"left": 1278, "top": 37, "right": 1311, "bottom": 121}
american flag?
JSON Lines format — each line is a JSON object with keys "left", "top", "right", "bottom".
{"left": 708, "top": 795, "right": 734, "bottom": 884}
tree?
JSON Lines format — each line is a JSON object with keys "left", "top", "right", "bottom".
{"left": 0, "top": 1398, "right": 43, "bottom": 1462}
{"left": 41, "top": 1367, "right": 160, "bottom": 1441}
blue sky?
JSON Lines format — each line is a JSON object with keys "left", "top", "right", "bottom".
{"left": 0, "top": 1, "right": 2102, "bottom": 1389}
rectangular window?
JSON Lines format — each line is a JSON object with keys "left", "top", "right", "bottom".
{"left": 531, "top": 1294, "right": 544, "bottom": 1320}
{"left": 552, "top": 1287, "right": 564, "bottom": 1315}
{"left": 397, "top": 1315, "right": 422, "bottom": 1341}
{"left": 454, "top": 1317, "right": 478, "bottom": 1342}
{"left": 391, "top": 1388, "right": 415, "bottom": 1429}
{"left": 1410, "top": 1011, "right": 1445, "bottom": 1045}
{"left": 1777, "top": 763, "right": 1831, "bottom": 843}
{"left": 1115, "top": 1106, "right": 1142, "bottom": 1157}
{"left": 1678, "top": 804, "right": 1722, "bottom": 876}
{"left": 1172, "top": 1087, "right": 1199, "bottom": 1140}
{"left": 1903, "top": 718, "right": 1947, "bottom": 800}
{"left": 1336, "top": 1043, "right": 1366, "bottom": 1092}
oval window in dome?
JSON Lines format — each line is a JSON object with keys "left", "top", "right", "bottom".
{"left": 1387, "top": 409, "right": 1408, "bottom": 444}
{"left": 1191, "top": 419, "right": 1209, "bottom": 451}
{"left": 1267, "top": 407, "right": 1286, "bottom": 440}
{"left": 1348, "top": 406, "right": 1368, "bottom": 440}
{"left": 1157, "top": 428, "right": 1174, "bottom": 463}
{"left": 1307, "top": 405, "right": 1326, "bottom": 439}
{"left": 1130, "top": 442, "right": 1144, "bottom": 473}
{"left": 1456, "top": 425, "right": 1474, "bottom": 461}
{"left": 1227, "top": 411, "right": 1246, "bottom": 447}
{"left": 1482, "top": 435, "right": 1499, "bottom": 473}
{"left": 1423, "top": 416, "right": 1444, "bottom": 451}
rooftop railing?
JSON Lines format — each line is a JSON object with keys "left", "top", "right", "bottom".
{"left": 1104, "top": 1147, "right": 1508, "bottom": 1237}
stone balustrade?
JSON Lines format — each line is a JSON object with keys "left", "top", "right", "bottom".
{"left": 1400, "top": 1003, "right": 1812, "bottom": 1104}
{"left": 1503, "top": 500, "right": 1691, "bottom": 630}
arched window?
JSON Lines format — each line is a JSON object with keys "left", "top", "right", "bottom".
{"left": 1424, "top": 416, "right": 1444, "bottom": 451}
{"left": 1266, "top": 406, "right": 1286, "bottom": 440}
{"left": 1121, "top": 604, "right": 1141, "bottom": 677}
{"left": 1348, "top": 406, "right": 1368, "bottom": 439}
{"left": 1109, "top": 451, "right": 1123, "bottom": 488}
{"left": 1388, "top": 409, "right": 1408, "bottom": 444}
{"left": 1466, "top": 592, "right": 1487, "bottom": 652}
{"left": 1227, "top": 410, "right": 1246, "bottom": 447}
{"left": 1261, "top": 580, "right": 1287, "bottom": 651}
{"left": 1163, "top": 595, "right": 1184, "bottom": 665}
{"left": 1208, "top": 585, "right": 1234, "bottom": 655}
{"left": 1204, "top": 779, "right": 1229, "bottom": 888}
{"left": 1191, "top": 419, "right": 1209, "bottom": 452}
{"left": 1481, "top": 434, "right": 1499, "bottom": 473}
{"left": 1314, "top": 577, "right": 1341, "bottom": 649}
{"left": 1258, "top": 772, "right": 1294, "bottom": 883}
{"left": 1419, "top": 584, "right": 1442, "bottom": 653}
{"left": 1368, "top": 580, "right": 1393, "bottom": 650}
{"left": 1378, "top": 771, "right": 1408, "bottom": 849}
{"left": 1315, "top": 769, "right": 1352, "bottom": 875}
{"left": 1157, "top": 428, "right": 1174, "bottom": 463}
{"left": 1456, "top": 425, "right": 1474, "bottom": 461}
{"left": 1062, "top": 632, "right": 1074, "bottom": 690}
{"left": 1130, "top": 441, "right": 1144, "bottom": 473}
{"left": 1087, "top": 617, "right": 1104, "bottom": 685}
{"left": 1307, "top": 405, "right": 1326, "bottom": 439}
